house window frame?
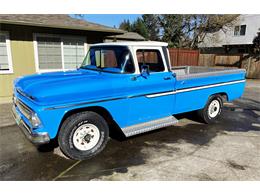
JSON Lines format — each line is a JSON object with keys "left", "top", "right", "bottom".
{"left": 0, "top": 31, "right": 13, "bottom": 74}
{"left": 234, "top": 25, "right": 247, "bottom": 36}
{"left": 33, "top": 33, "right": 88, "bottom": 73}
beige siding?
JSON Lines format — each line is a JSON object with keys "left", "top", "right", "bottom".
{"left": 0, "top": 24, "right": 114, "bottom": 103}
{"left": 0, "top": 37, "right": 36, "bottom": 103}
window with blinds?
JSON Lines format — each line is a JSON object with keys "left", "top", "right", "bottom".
{"left": 36, "top": 35, "right": 86, "bottom": 71}
{"left": 63, "top": 38, "right": 85, "bottom": 69}
{"left": 0, "top": 32, "right": 13, "bottom": 73}
{"left": 37, "top": 37, "right": 63, "bottom": 70}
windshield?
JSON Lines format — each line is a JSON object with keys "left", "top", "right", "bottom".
{"left": 81, "top": 46, "right": 135, "bottom": 74}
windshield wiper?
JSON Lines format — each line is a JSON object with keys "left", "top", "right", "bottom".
{"left": 80, "top": 65, "right": 104, "bottom": 72}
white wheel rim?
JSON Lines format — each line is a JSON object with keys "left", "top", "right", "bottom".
{"left": 208, "top": 100, "right": 220, "bottom": 118}
{"left": 72, "top": 123, "right": 100, "bottom": 151}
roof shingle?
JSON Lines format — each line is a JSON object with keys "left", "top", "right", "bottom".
{"left": 0, "top": 14, "right": 124, "bottom": 34}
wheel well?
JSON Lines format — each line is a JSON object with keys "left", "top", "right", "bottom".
{"left": 58, "top": 106, "right": 123, "bottom": 139}
{"left": 209, "top": 92, "right": 228, "bottom": 102}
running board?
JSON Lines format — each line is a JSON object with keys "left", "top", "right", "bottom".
{"left": 122, "top": 116, "right": 178, "bottom": 137}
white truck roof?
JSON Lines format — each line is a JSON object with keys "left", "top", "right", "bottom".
{"left": 93, "top": 41, "right": 168, "bottom": 47}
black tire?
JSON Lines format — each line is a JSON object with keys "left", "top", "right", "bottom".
{"left": 58, "top": 111, "right": 109, "bottom": 160}
{"left": 197, "top": 95, "right": 223, "bottom": 124}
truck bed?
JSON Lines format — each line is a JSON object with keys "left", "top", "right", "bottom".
{"left": 171, "top": 66, "right": 246, "bottom": 114}
{"left": 172, "top": 66, "right": 245, "bottom": 80}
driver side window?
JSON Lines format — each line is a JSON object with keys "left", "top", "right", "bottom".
{"left": 136, "top": 49, "right": 165, "bottom": 72}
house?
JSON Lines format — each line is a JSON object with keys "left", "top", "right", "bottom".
{"left": 199, "top": 14, "right": 260, "bottom": 54}
{"left": 105, "top": 32, "right": 145, "bottom": 42}
{"left": 0, "top": 14, "right": 125, "bottom": 103}
{"left": 198, "top": 14, "right": 260, "bottom": 78}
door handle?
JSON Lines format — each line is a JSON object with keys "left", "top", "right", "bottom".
{"left": 164, "top": 77, "right": 171, "bottom": 80}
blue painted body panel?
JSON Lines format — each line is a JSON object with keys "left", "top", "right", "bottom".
{"left": 174, "top": 72, "right": 246, "bottom": 114}
{"left": 14, "top": 67, "right": 246, "bottom": 139}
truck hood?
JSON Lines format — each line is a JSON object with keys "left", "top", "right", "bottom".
{"left": 15, "top": 69, "right": 129, "bottom": 106}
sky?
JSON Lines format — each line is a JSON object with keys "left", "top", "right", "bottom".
{"left": 71, "top": 14, "right": 142, "bottom": 28}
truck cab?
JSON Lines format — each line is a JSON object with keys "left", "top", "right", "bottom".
{"left": 12, "top": 41, "right": 246, "bottom": 160}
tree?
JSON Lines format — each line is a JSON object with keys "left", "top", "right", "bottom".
{"left": 194, "top": 15, "right": 239, "bottom": 48}
{"left": 132, "top": 18, "right": 149, "bottom": 40}
{"left": 142, "top": 14, "right": 160, "bottom": 41}
{"left": 118, "top": 14, "right": 239, "bottom": 48}
{"left": 253, "top": 30, "right": 260, "bottom": 54}
{"left": 119, "top": 19, "right": 133, "bottom": 32}
{"left": 119, "top": 18, "right": 149, "bottom": 40}
{"left": 158, "top": 15, "right": 184, "bottom": 47}
{"left": 158, "top": 14, "right": 239, "bottom": 48}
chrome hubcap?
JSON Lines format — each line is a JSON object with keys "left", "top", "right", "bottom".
{"left": 208, "top": 100, "right": 220, "bottom": 118}
{"left": 72, "top": 124, "right": 100, "bottom": 151}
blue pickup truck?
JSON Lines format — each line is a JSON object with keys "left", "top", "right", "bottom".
{"left": 12, "top": 41, "right": 246, "bottom": 160}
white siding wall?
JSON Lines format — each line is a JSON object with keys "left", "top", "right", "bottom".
{"left": 200, "top": 14, "right": 260, "bottom": 47}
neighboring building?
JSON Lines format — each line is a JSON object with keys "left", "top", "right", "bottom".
{"left": 105, "top": 32, "right": 145, "bottom": 42}
{"left": 199, "top": 14, "right": 260, "bottom": 54}
{"left": 0, "top": 14, "right": 124, "bottom": 103}
{"left": 199, "top": 14, "right": 260, "bottom": 79}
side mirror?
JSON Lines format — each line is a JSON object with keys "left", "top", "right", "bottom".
{"left": 141, "top": 65, "right": 150, "bottom": 78}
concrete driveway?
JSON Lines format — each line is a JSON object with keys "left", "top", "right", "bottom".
{"left": 0, "top": 80, "right": 259, "bottom": 180}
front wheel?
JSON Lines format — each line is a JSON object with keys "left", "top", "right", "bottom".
{"left": 197, "top": 95, "right": 223, "bottom": 124}
{"left": 58, "top": 111, "right": 109, "bottom": 160}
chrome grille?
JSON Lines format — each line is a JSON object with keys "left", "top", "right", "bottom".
{"left": 15, "top": 100, "right": 32, "bottom": 120}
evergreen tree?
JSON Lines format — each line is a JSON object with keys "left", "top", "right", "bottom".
{"left": 142, "top": 14, "right": 160, "bottom": 41}
{"left": 132, "top": 18, "right": 149, "bottom": 40}
{"left": 119, "top": 19, "right": 132, "bottom": 32}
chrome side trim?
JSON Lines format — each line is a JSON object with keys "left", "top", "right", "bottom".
{"left": 45, "top": 97, "right": 124, "bottom": 110}
{"left": 122, "top": 116, "right": 178, "bottom": 137}
{"left": 146, "top": 79, "right": 246, "bottom": 98}
{"left": 45, "top": 79, "right": 245, "bottom": 110}
{"left": 176, "top": 79, "right": 245, "bottom": 93}
{"left": 146, "top": 91, "right": 176, "bottom": 98}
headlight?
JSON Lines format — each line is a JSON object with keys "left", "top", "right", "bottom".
{"left": 29, "top": 113, "right": 41, "bottom": 128}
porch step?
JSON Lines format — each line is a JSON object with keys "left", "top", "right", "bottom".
{"left": 122, "top": 116, "right": 178, "bottom": 137}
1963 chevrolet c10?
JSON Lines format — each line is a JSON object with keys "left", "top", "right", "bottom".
{"left": 12, "top": 41, "right": 246, "bottom": 160}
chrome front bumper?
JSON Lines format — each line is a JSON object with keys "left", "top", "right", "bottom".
{"left": 12, "top": 105, "right": 50, "bottom": 145}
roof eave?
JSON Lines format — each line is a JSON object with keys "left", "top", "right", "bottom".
{"left": 106, "top": 37, "right": 145, "bottom": 41}
{"left": 0, "top": 20, "right": 125, "bottom": 34}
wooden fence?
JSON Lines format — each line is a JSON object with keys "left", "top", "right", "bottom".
{"left": 198, "top": 54, "right": 243, "bottom": 67}
{"left": 199, "top": 53, "right": 260, "bottom": 79}
{"left": 168, "top": 48, "right": 200, "bottom": 66}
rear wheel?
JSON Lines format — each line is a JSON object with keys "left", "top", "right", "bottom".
{"left": 58, "top": 111, "right": 109, "bottom": 160}
{"left": 197, "top": 95, "right": 223, "bottom": 124}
